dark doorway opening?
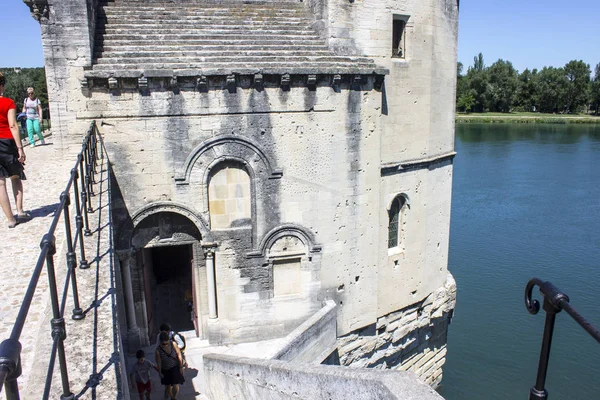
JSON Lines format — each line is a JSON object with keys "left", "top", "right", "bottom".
{"left": 146, "top": 244, "right": 195, "bottom": 342}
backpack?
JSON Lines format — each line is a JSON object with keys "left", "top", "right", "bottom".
{"left": 171, "top": 331, "right": 186, "bottom": 352}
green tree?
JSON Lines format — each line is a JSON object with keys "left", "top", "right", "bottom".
{"left": 486, "top": 59, "right": 518, "bottom": 112}
{"left": 457, "top": 92, "right": 476, "bottom": 112}
{"left": 0, "top": 67, "right": 48, "bottom": 117}
{"left": 536, "top": 67, "right": 568, "bottom": 113}
{"left": 563, "top": 60, "right": 591, "bottom": 113}
{"left": 592, "top": 63, "right": 600, "bottom": 115}
{"left": 473, "top": 53, "right": 485, "bottom": 72}
{"left": 465, "top": 53, "right": 489, "bottom": 112}
{"left": 456, "top": 61, "right": 469, "bottom": 105}
{"left": 514, "top": 68, "right": 539, "bottom": 112}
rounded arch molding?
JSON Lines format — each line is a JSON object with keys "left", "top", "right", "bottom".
{"left": 246, "top": 223, "right": 322, "bottom": 258}
{"left": 175, "top": 135, "right": 283, "bottom": 185}
{"left": 116, "top": 201, "right": 210, "bottom": 249}
{"left": 386, "top": 192, "right": 410, "bottom": 211}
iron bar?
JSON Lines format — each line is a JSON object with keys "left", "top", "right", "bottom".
{"left": 90, "top": 133, "right": 98, "bottom": 180}
{"left": 72, "top": 164, "right": 89, "bottom": 268}
{"left": 84, "top": 144, "right": 95, "bottom": 204}
{"left": 79, "top": 156, "right": 92, "bottom": 236}
{"left": 561, "top": 302, "right": 600, "bottom": 343}
{"left": 43, "top": 234, "right": 74, "bottom": 400}
{"left": 61, "top": 192, "right": 84, "bottom": 320}
{"left": 4, "top": 378, "right": 19, "bottom": 400}
{"left": 525, "top": 278, "right": 600, "bottom": 400}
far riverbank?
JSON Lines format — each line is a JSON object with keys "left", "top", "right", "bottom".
{"left": 456, "top": 112, "right": 600, "bottom": 124}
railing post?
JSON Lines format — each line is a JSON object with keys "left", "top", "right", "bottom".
{"left": 89, "top": 133, "right": 97, "bottom": 183}
{"left": 83, "top": 144, "right": 95, "bottom": 203}
{"left": 525, "top": 279, "right": 570, "bottom": 400}
{"left": 0, "top": 338, "right": 22, "bottom": 400}
{"left": 42, "top": 234, "right": 74, "bottom": 400}
{"left": 79, "top": 156, "right": 92, "bottom": 237}
{"left": 529, "top": 298, "right": 558, "bottom": 400}
{"left": 60, "top": 191, "right": 85, "bottom": 321}
{"left": 92, "top": 132, "right": 98, "bottom": 171}
{"left": 71, "top": 164, "right": 89, "bottom": 269}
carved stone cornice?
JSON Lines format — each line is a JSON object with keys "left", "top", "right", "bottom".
{"left": 22, "top": 0, "right": 49, "bottom": 23}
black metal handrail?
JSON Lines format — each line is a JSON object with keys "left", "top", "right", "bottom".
{"left": 525, "top": 278, "right": 600, "bottom": 400}
{"left": 0, "top": 121, "right": 107, "bottom": 399}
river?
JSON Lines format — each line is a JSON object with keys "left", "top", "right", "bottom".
{"left": 439, "top": 123, "right": 600, "bottom": 400}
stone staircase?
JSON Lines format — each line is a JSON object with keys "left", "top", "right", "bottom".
{"left": 86, "top": 0, "right": 386, "bottom": 78}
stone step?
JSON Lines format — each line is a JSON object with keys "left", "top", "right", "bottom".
{"left": 99, "top": 9, "right": 305, "bottom": 17}
{"left": 96, "top": 43, "right": 328, "bottom": 52}
{"left": 102, "top": 3, "right": 304, "bottom": 10}
{"left": 97, "top": 32, "right": 318, "bottom": 42}
{"left": 98, "top": 19, "right": 310, "bottom": 27}
{"left": 100, "top": 26, "right": 315, "bottom": 34}
{"left": 100, "top": 8, "right": 304, "bottom": 15}
{"left": 95, "top": 49, "right": 332, "bottom": 58}
{"left": 91, "top": 1, "right": 385, "bottom": 77}
{"left": 93, "top": 55, "right": 375, "bottom": 65}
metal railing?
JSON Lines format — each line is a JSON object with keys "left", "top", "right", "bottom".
{"left": 0, "top": 121, "right": 109, "bottom": 399}
{"left": 525, "top": 278, "right": 600, "bottom": 400}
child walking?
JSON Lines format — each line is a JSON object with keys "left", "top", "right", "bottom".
{"left": 129, "top": 349, "right": 159, "bottom": 400}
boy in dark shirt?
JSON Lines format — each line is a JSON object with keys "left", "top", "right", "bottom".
{"left": 129, "top": 349, "right": 159, "bottom": 400}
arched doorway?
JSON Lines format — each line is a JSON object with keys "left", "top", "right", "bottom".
{"left": 130, "top": 209, "right": 206, "bottom": 344}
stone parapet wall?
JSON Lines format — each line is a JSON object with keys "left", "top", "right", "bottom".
{"left": 271, "top": 300, "right": 337, "bottom": 363}
{"left": 203, "top": 353, "right": 444, "bottom": 400}
{"left": 337, "top": 273, "right": 456, "bottom": 387}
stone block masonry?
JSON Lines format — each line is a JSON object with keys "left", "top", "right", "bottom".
{"left": 26, "top": 0, "right": 459, "bottom": 395}
{"left": 204, "top": 353, "right": 444, "bottom": 400}
{"left": 337, "top": 274, "right": 456, "bottom": 387}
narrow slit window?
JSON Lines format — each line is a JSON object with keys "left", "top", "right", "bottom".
{"left": 392, "top": 16, "right": 407, "bottom": 58}
{"left": 388, "top": 198, "right": 400, "bottom": 248}
{"left": 388, "top": 195, "right": 408, "bottom": 250}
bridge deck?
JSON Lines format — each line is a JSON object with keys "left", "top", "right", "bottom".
{"left": 0, "top": 134, "right": 120, "bottom": 399}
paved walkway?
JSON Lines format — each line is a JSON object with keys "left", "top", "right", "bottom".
{"left": 0, "top": 134, "right": 73, "bottom": 391}
{"left": 0, "top": 133, "right": 121, "bottom": 399}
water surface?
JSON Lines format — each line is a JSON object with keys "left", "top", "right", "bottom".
{"left": 440, "top": 124, "right": 600, "bottom": 400}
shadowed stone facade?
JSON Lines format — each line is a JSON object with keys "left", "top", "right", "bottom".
{"left": 26, "top": 0, "right": 459, "bottom": 389}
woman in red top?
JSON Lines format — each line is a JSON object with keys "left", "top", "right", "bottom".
{"left": 0, "top": 72, "right": 28, "bottom": 228}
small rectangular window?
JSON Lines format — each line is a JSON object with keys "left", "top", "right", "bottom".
{"left": 392, "top": 15, "right": 408, "bottom": 59}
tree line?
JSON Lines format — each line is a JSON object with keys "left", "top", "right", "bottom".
{"left": 457, "top": 54, "right": 600, "bottom": 115}
{"left": 0, "top": 67, "right": 49, "bottom": 117}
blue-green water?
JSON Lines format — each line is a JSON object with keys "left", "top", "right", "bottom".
{"left": 439, "top": 124, "right": 600, "bottom": 400}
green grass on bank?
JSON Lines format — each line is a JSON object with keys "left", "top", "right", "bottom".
{"left": 456, "top": 112, "right": 600, "bottom": 124}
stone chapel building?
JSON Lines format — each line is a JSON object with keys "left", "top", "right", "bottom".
{"left": 26, "top": 0, "right": 458, "bottom": 388}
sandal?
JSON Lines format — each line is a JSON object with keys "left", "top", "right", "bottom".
{"left": 17, "top": 212, "right": 31, "bottom": 221}
{"left": 8, "top": 220, "right": 20, "bottom": 228}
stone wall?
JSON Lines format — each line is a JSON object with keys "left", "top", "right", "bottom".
{"left": 336, "top": 274, "right": 456, "bottom": 387}
{"left": 203, "top": 353, "right": 444, "bottom": 400}
{"left": 32, "top": 0, "right": 459, "bottom": 389}
{"left": 93, "top": 80, "right": 382, "bottom": 344}
{"left": 32, "top": 0, "right": 97, "bottom": 152}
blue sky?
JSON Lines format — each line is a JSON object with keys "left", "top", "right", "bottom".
{"left": 1, "top": 0, "right": 598, "bottom": 73}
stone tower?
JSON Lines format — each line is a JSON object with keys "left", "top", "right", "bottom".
{"left": 26, "top": 0, "right": 458, "bottom": 388}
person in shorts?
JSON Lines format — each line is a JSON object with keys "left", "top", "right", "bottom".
{"left": 129, "top": 349, "right": 158, "bottom": 400}
{"left": 0, "top": 72, "right": 28, "bottom": 228}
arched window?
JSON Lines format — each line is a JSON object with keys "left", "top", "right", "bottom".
{"left": 208, "top": 161, "right": 251, "bottom": 229}
{"left": 388, "top": 195, "right": 407, "bottom": 249}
